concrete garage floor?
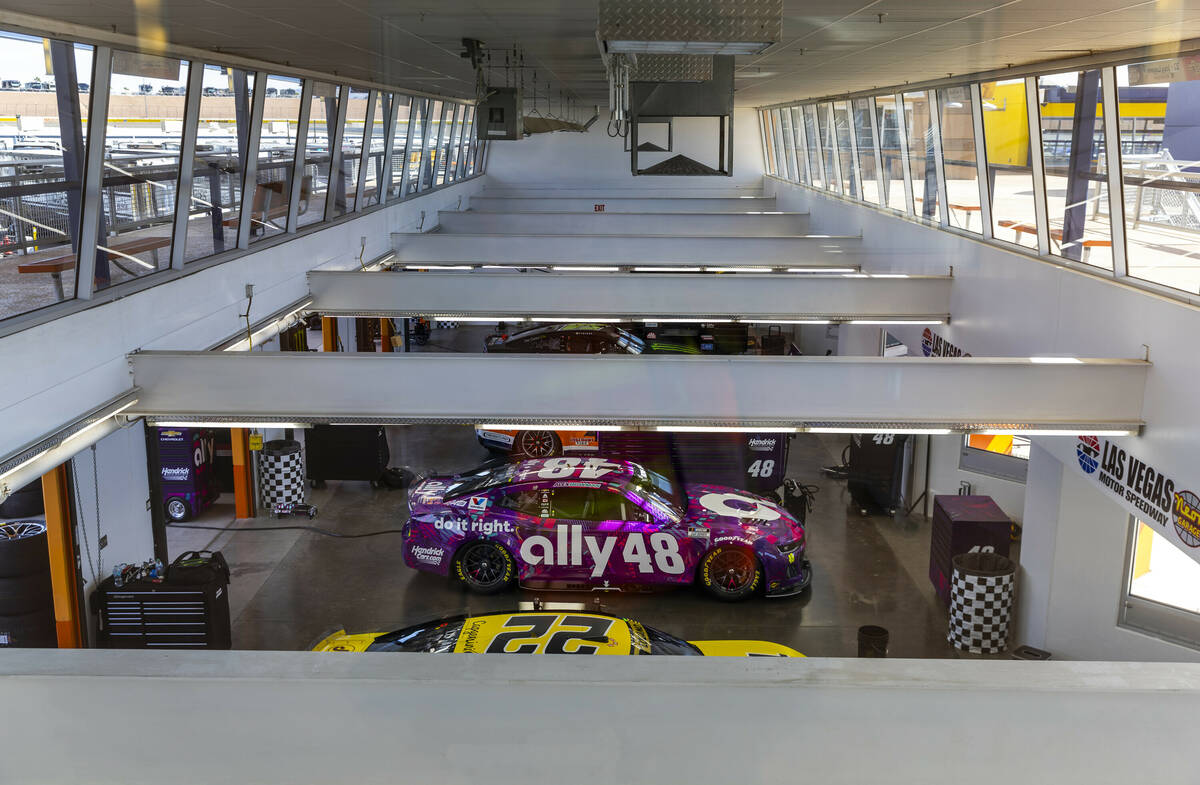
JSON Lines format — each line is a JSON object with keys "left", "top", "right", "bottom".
{"left": 169, "top": 424, "right": 971, "bottom": 658}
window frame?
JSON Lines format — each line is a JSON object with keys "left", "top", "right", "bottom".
{"left": 1119, "top": 516, "right": 1200, "bottom": 651}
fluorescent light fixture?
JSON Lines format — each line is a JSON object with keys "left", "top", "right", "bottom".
{"left": 552, "top": 266, "right": 620, "bottom": 272}
{"left": 62, "top": 400, "right": 141, "bottom": 446}
{"left": 788, "top": 267, "right": 856, "bottom": 273}
{"left": 741, "top": 319, "right": 830, "bottom": 325}
{"left": 1, "top": 400, "right": 141, "bottom": 482}
{"left": 842, "top": 273, "right": 870, "bottom": 278}
{"left": 807, "top": 427, "right": 953, "bottom": 435}
{"left": 1028, "top": 357, "right": 1083, "bottom": 364}
{"left": 404, "top": 264, "right": 474, "bottom": 270}
{"left": 154, "top": 421, "right": 312, "bottom": 429}
{"left": 848, "top": 320, "right": 944, "bottom": 325}
{"left": 642, "top": 318, "right": 734, "bottom": 324}
{"left": 633, "top": 266, "right": 704, "bottom": 273}
{"left": 705, "top": 266, "right": 773, "bottom": 273}
{"left": 871, "top": 273, "right": 910, "bottom": 278}
{"left": 534, "top": 317, "right": 622, "bottom": 323}
{"left": 656, "top": 426, "right": 799, "bottom": 433}
{"left": 479, "top": 424, "right": 625, "bottom": 432}
{"left": 976, "top": 429, "right": 1135, "bottom": 436}
{"left": 606, "top": 40, "right": 772, "bottom": 56}
{"left": 480, "top": 264, "right": 516, "bottom": 269}
{"left": 429, "top": 316, "right": 525, "bottom": 322}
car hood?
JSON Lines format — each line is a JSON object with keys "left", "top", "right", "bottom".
{"left": 680, "top": 484, "right": 804, "bottom": 544}
{"left": 689, "top": 640, "right": 805, "bottom": 657}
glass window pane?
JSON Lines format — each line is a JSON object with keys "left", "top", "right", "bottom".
{"left": 464, "top": 106, "right": 478, "bottom": 176}
{"left": 297, "top": 82, "right": 339, "bottom": 228}
{"left": 816, "top": 103, "right": 839, "bottom": 193}
{"left": 852, "top": 98, "right": 879, "bottom": 204}
{"left": 421, "top": 100, "right": 443, "bottom": 191}
{"left": 1037, "top": 70, "right": 1112, "bottom": 269}
{"left": 875, "top": 96, "right": 906, "bottom": 211}
{"left": 762, "top": 110, "right": 777, "bottom": 175}
{"left": 0, "top": 34, "right": 91, "bottom": 319}
{"left": 981, "top": 79, "right": 1038, "bottom": 248}
{"left": 459, "top": 106, "right": 476, "bottom": 178}
{"left": 438, "top": 104, "right": 459, "bottom": 186}
{"left": 778, "top": 107, "right": 797, "bottom": 180}
{"left": 389, "top": 96, "right": 413, "bottom": 198}
{"left": 407, "top": 98, "right": 427, "bottom": 193}
{"left": 94, "top": 53, "right": 189, "bottom": 291}
{"left": 834, "top": 100, "right": 857, "bottom": 198}
{"left": 247, "top": 74, "right": 301, "bottom": 243}
{"left": 903, "top": 90, "right": 940, "bottom": 222}
{"left": 803, "top": 105, "right": 823, "bottom": 189}
{"left": 184, "top": 66, "right": 252, "bottom": 261}
{"left": 359, "top": 91, "right": 388, "bottom": 207}
{"left": 789, "top": 107, "right": 808, "bottom": 184}
{"left": 1129, "top": 520, "right": 1200, "bottom": 614}
{"left": 1117, "top": 58, "right": 1200, "bottom": 294}
{"left": 331, "top": 87, "right": 367, "bottom": 217}
{"left": 938, "top": 86, "right": 982, "bottom": 233}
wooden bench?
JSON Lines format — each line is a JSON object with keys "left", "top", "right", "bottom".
{"left": 224, "top": 176, "right": 313, "bottom": 234}
{"left": 16, "top": 234, "right": 172, "bottom": 299}
{"left": 912, "top": 196, "right": 981, "bottom": 228}
{"left": 997, "top": 219, "right": 1111, "bottom": 259}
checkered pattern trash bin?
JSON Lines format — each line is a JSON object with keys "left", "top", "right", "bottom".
{"left": 259, "top": 439, "right": 306, "bottom": 508}
{"left": 948, "top": 551, "right": 1016, "bottom": 655}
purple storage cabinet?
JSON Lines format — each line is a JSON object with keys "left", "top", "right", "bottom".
{"left": 158, "top": 428, "right": 219, "bottom": 522}
{"left": 929, "top": 495, "right": 1012, "bottom": 606}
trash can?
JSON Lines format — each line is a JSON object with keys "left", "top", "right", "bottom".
{"left": 259, "top": 439, "right": 305, "bottom": 510}
{"left": 948, "top": 551, "right": 1016, "bottom": 655}
{"left": 857, "top": 625, "right": 889, "bottom": 657}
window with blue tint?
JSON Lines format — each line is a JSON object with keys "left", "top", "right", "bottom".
{"left": 816, "top": 103, "right": 839, "bottom": 193}
{"left": 1037, "top": 70, "right": 1112, "bottom": 269}
{"left": 1116, "top": 58, "right": 1200, "bottom": 294}
{"left": 0, "top": 33, "right": 92, "bottom": 319}
{"left": 94, "top": 52, "right": 190, "bottom": 291}
{"left": 184, "top": 65, "right": 253, "bottom": 261}
{"left": 937, "top": 86, "right": 982, "bottom": 233}
{"left": 875, "top": 95, "right": 907, "bottom": 211}
{"left": 903, "top": 90, "right": 940, "bottom": 222}
{"left": 297, "top": 82, "right": 339, "bottom": 228}
{"left": 981, "top": 79, "right": 1038, "bottom": 248}
{"left": 248, "top": 74, "right": 303, "bottom": 243}
{"left": 834, "top": 100, "right": 858, "bottom": 198}
{"left": 851, "top": 98, "right": 879, "bottom": 204}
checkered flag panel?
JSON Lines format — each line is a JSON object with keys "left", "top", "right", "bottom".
{"left": 434, "top": 320, "right": 459, "bottom": 330}
{"left": 259, "top": 441, "right": 306, "bottom": 508}
{"left": 948, "top": 556, "right": 1016, "bottom": 655}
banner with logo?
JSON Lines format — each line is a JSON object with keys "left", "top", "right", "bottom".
{"left": 1051, "top": 435, "right": 1200, "bottom": 565}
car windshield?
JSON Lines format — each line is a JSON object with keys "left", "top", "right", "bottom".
{"left": 612, "top": 327, "right": 646, "bottom": 354}
{"left": 443, "top": 462, "right": 516, "bottom": 499}
{"left": 367, "top": 618, "right": 465, "bottom": 653}
{"left": 626, "top": 465, "right": 685, "bottom": 522}
{"left": 643, "top": 623, "right": 702, "bottom": 655}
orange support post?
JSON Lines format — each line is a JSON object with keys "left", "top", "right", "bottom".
{"left": 380, "top": 318, "right": 394, "bottom": 353}
{"left": 321, "top": 317, "right": 338, "bottom": 353}
{"left": 231, "top": 428, "right": 255, "bottom": 519}
{"left": 41, "top": 464, "right": 82, "bottom": 648}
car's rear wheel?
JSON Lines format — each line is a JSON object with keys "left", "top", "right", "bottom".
{"left": 514, "top": 430, "right": 561, "bottom": 460}
{"left": 454, "top": 541, "right": 515, "bottom": 595}
{"left": 699, "top": 547, "right": 762, "bottom": 602}
{"left": 165, "top": 498, "right": 191, "bottom": 522}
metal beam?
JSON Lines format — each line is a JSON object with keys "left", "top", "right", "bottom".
{"left": 169, "top": 61, "right": 205, "bottom": 269}
{"left": 235, "top": 72, "right": 268, "bottom": 249}
{"left": 378, "top": 92, "right": 398, "bottom": 203}
{"left": 354, "top": 90, "right": 376, "bottom": 212}
{"left": 467, "top": 195, "right": 779, "bottom": 213}
{"left": 398, "top": 96, "right": 418, "bottom": 199}
{"left": 126, "top": 352, "right": 1147, "bottom": 432}
{"left": 324, "top": 85, "right": 350, "bottom": 219}
{"left": 391, "top": 233, "right": 862, "bottom": 264}
{"left": 286, "top": 80, "right": 314, "bottom": 233}
{"left": 306, "top": 271, "right": 953, "bottom": 322}
{"left": 74, "top": 45, "right": 112, "bottom": 300}
{"left": 438, "top": 211, "right": 811, "bottom": 236}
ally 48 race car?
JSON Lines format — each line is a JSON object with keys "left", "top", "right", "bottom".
{"left": 314, "top": 610, "right": 803, "bottom": 656}
{"left": 402, "top": 457, "right": 811, "bottom": 601}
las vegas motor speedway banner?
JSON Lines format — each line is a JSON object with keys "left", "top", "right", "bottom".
{"left": 1043, "top": 435, "right": 1200, "bottom": 566}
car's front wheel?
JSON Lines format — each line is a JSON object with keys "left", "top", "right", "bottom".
{"left": 165, "top": 498, "right": 191, "bottom": 522}
{"left": 699, "top": 547, "right": 762, "bottom": 602}
{"left": 454, "top": 541, "right": 516, "bottom": 595}
{"left": 513, "top": 430, "right": 561, "bottom": 459}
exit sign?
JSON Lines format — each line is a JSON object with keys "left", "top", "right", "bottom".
{"left": 593, "top": 203, "right": 606, "bottom": 212}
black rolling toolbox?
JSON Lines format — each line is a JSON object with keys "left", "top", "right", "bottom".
{"left": 847, "top": 433, "right": 912, "bottom": 515}
{"left": 304, "top": 424, "right": 390, "bottom": 487}
{"left": 93, "top": 551, "right": 231, "bottom": 649}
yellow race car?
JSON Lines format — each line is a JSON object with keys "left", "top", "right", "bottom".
{"left": 313, "top": 610, "right": 803, "bottom": 657}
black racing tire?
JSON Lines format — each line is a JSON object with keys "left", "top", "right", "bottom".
{"left": 165, "top": 498, "right": 192, "bottom": 522}
{"left": 0, "top": 572, "right": 53, "bottom": 616}
{"left": 513, "top": 430, "right": 561, "bottom": 460}
{"left": 698, "top": 546, "right": 763, "bottom": 602}
{"left": 0, "top": 607, "right": 57, "bottom": 648}
{"left": 0, "top": 522, "right": 50, "bottom": 578}
{"left": 454, "top": 541, "right": 516, "bottom": 595}
{"left": 0, "top": 480, "right": 44, "bottom": 518}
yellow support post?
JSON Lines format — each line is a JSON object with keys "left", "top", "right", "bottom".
{"left": 380, "top": 318, "right": 394, "bottom": 352}
{"left": 41, "top": 464, "right": 81, "bottom": 648}
{"left": 231, "top": 428, "right": 255, "bottom": 520}
{"left": 321, "top": 316, "right": 338, "bottom": 352}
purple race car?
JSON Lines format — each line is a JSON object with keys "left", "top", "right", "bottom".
{"left": 402, "top": 457, "right": 811, "bottom": 601}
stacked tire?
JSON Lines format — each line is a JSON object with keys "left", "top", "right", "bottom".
{"left": 0, "top": 521, "right": 57, "bottom": 648}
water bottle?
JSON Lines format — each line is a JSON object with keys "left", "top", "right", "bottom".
{"left": 153, "top": 558, "right": 166, "bottom": 582}
{"left": 113, "top": 563, "right": 128, "bottom": 588}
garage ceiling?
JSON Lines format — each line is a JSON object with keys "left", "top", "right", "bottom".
{"left": 4, "top": 1, "right": 1200, "bottom": 106}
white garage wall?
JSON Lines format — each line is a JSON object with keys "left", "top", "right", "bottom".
{"left": 765, "top": 176, "right": 1200, "bottom": 660}
{"left": 484, "top": 108, "right": 765, "bottom": 190}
